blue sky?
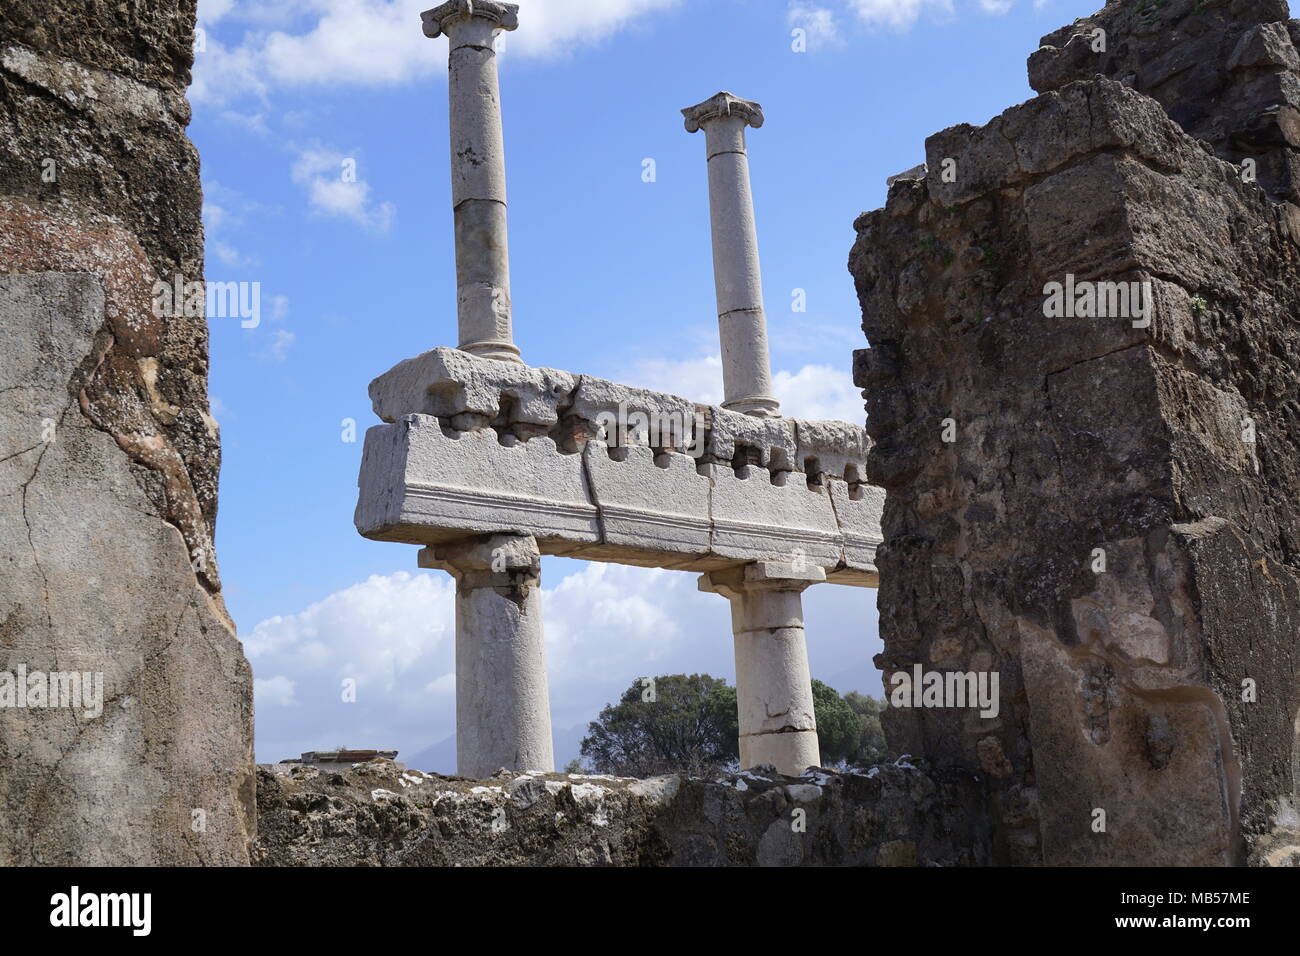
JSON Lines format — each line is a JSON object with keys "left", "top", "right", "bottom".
{"left": 192, "top": 0, "right": 1095, "bottom": 767}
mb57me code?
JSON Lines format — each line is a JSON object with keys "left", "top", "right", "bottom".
{"left": 1122, "top": 893, "right": 1251, "bottom": 907}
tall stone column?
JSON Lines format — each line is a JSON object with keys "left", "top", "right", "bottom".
{"left": 700, "top": 561, "right": 824, "bottom": 775}
{"left": 421, "top": 533, "right": 554, "bottom": 777}
{"left": 422, "top": 1, "right": 522, "bottom": 363}
{"left": 683, "top": 91, "right": 780, "bottom": 418}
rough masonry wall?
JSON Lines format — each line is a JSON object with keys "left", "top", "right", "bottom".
{"left": 253, "top": 758, "right": 990, "bottom": 867}
{"left": 851, "top": 0, "right": 1300, "bottom": 865}
{"left": 0, "top": 2, "right": 254, "bottom": 863}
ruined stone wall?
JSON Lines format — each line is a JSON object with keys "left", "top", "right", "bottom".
{"left": 253, "top": 759, "right": 990, "bottom": 867}
{"left": 851, "top": 0, "right": 1300, "bottom": 865}
{"left": 0, "top": 2, "right": 254, "bottom": 863}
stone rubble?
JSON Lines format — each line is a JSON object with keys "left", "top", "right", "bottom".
{"left": 252, "top": 758, "right": 990, "bottom": 867}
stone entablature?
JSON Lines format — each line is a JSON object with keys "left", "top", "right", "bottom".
{"left": 356, "top": 346, "right": 883, "bottom": 586}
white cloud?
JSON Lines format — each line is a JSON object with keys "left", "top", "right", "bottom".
{"left": 617, "top": 354, "right": 863, "bottom": 424}
{"left": 290, "top": 144, "right": 395, "bottom": 232}
{"left": 256, "top": 328, "right": 295, "bottom": 362}
{"left": 198, "top": 0, "right": 238, "bottom": 25}
{"left": 203, "top": 180, "right": 272, "bottom": 269}
{"left": 787, "top": 3, "right": 843, "bottom": 50}
{"left": 211, "top": 239, "right": 253, "bottom": 268}
{"left": 772, "top": 364, "right": 864, "bottom": 423}
{"left": 269, "top": 294, "right": 290, "bottom": 322}
{"left": 978, "top": 0, "right": 1013, "bottom": 12}
{"left": 254, "top": 675, "right": 298, "bottom": 707}
{"left": 192, "top": 0, "right": 683, "bottom": 104}
{"left": 218, "top": 109, "right": 270, "bottom": 134}
{"left": 620, "top": 354, "right": 726, "bottom": 405}
{"left": 241, "top": 570, "right": 459, "bottom": 761}
{"left": 848, "top": 0, "right": 954, "bottom": 29}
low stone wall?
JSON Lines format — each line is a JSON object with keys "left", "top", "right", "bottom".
{"left": 252, "top": 758, "right": 991, "bottom": 867}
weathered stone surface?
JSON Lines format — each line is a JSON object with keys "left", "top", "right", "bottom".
{"left": 356, "top": 415, "right": 600, "bottom": 547}
{"left": 581, "top": 442, "right": 712, "bottom": 562}
{"left": 700, "top": 562, "right": 825, "bottom": 775}
{"left": 0, "top": 0, "right": 253, "bottom": 863}
{"left": 710, "top": 463, "right": 842, "bottom": 569}
{"left": 370, "top": 346, "right": 575, "bottom": 429}
{"left": 683, "top": 91, "right": 780, "bottom": 417}
{"left": 0, "top": 274, "right": 253, "bottom": 865}
{"left": 252, "top": 758, "right": 991, "bottom": 867}
{"left": 421, "top": 534, "right": 553, "bottom": 778}
{"left": 1028, "top": 0, "right": 1300, "bottom": 201}
{"left": 852, "top": 19, "right": 1300, "bottom": 864}
{"left": 358, "top": 349, "right": 881, "bottom": 579}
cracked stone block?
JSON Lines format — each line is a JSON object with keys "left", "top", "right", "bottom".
{"left": 569, "top": 375, "right": 700, "bottom": 449}
{"left": 1229, "top": 21, "right": 1300, "bottom": 72}
{"left": 355, "top": 414, "right": 599, "bottom": 547}
{"left": 369, "top": 346, "right": 575, "bottom": 427}
{"left": 710, "top": 464, "right": 841, "bottom": 568}
{"left": 705, "top": 404, "right": 796, "bottom": 469}
{"left": 794, "top": 418, "right": 870, "bottom": 482}
{"left": 829, "top": 478, "right": 884, "bottom": 581}
{"left": 0, "top": 272, "right": 253, "bottom": 865}
{"left": 581, "top": 442, "right": 711, "bottom": 560}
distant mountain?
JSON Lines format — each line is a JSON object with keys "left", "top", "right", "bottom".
{"left": 403, "top": 735, "right": 455, "bottom": 775}
{"left": 403, "top": 722, "right": 592, "bottom": 776}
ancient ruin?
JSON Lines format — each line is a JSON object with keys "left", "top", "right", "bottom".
{"left": 3, "top": 0, "right": 1299, "bottom": 869}
{"left": 852, "top": 0, "right": 1300, "bottom": 866}
{"left": 356, "top": 0, "right": 884, "bottom": 780}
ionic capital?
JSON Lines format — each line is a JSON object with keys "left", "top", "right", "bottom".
{"left": 421, "top": 0, "right": 520, "bottom": 39}
{"left": 682, "top": 91, "right": 765, "bottom": 134}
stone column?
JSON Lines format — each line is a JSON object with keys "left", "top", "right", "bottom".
{"left": 420, "top": 533, "right": 554, "bottom": 777}
{"left": 682, "top": 91, "right": 780, "bottom": 418}
{"left": 422, "top": 1, "right": 522, "bottom": 363}
{"left": 699, "top": 561, "right": 824, "bottom": 775}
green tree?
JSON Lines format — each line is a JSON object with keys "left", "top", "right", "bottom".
{"left": 811, "top": 679, "right": 860, "bottom": 764}
{"left": 580, "top": 674, "right": 739, "bottom": 778}
{"left": 844, "top": 691, "right": 890, "bottom": 766}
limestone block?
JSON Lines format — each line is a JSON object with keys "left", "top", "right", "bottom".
{"left": 582, "top": 442, "right": 711, "bottom": 558}
{"left": 360, "top": 354, "right": 881, "bottom": 579}
{"left": 706, "top": 405, "right": 796, "bottom": 469}
{"left": 924, "top": 119, "right": 1017, "bottom": 207}
{"left": 1227, "top": 21, "right": 1300, "bottom": 72}
{"left": 829, "top": 478, "right": 885, "bottom": 574}
{"left": 369, "top": 346, "right": 574, "bottom": 426}
{"left": 569, "top": 376, "right": 700, "bottom": 449}
{"left": 1020, "top": 621, "right": 1236, "bottom": 865}
{"left": 794, "top": 418, "right": 869, "bottom": 481}
{"left": 355, "top": 415, "right": 598, "bottom": 546}
{"left": 0, "top": 273, "right": 254, "bottom": 865}
{"left": 710, "top": 465, "right": 841, "bottom": 568}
